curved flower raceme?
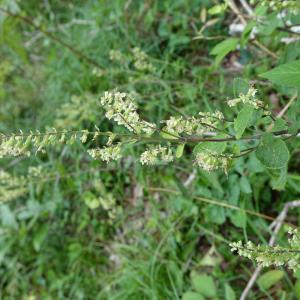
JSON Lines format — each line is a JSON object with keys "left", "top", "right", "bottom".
{"left": 100, "top": 91, "right": 156, "bottom": 135}
{"left": 163, "top": 111, "right": 224, "bottom": 136}
{"left": 227, "top": 87, "right": 265, "bottom": 109}
{"left": 230, "top": 228, "right": 300, "bottom": 271}
{"left": 0, "top": 86, "right": 277, "bottom": 174}
{"left": 195, "top": 151, "right": 232, "bottom": 174}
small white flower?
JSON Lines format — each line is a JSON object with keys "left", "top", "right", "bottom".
{"left": 140, "top": 145, "right": 173, "bottom": 165}
{"left": 88, "top": 144, "right": 122, "bottom": 162}
{"left": 132, "top": 47, "right": 155, "bottom": 72}
{"left": 100, "top": 91, "right": 156, "bottom": 134}
{"left": 227, "top": 87, "right": 266, "bottom": 110}
{"left": 195, "top": 151, "right": 232, "bottom": 173}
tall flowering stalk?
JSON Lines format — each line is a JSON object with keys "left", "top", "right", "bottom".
{"left": 0, "top": 86, "right": 296, "bottom": 176}
{"left": 230, "top": 228, "right": 300, "bottom": 271}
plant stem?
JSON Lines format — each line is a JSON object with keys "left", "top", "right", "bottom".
{"left": 1, "top": 128, "right": 298, "bottom": 145}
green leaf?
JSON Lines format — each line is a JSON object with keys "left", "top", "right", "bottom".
{"left": 160, "top": 131, "right": 179, "bottom": 140}
{"left": 273, "top": 118, "right": 288, "bottom": 131}
{"left": 211, "top": 38, "right": 239, "bottom": 65}
{"left": 260, "top": 60, "right": 300, "bottom": 88}
{"left": 194, "top": 134, "right": 227, "bottom": 154}
{"left": 182, "top": 291, "right": 204, "bottom": 300}
{"left": 83, "top": 192, "right": 100, "bottom": 209}
{"left": 230, "top": 210, "right": 247, "bottom": 229}
{"left": 294, "top": 279, "right": 300, "bottom": 300}
{"left": 225, "top": 284, "right": 236, "bottom": 300}
{"left": 234, "top": 105, "right": 254, "bottom": 139}
{"left": 194, "top": 141, "right": 227, "bottom": 154}
{"left": 199, "top": 246, "right": 222, "bottom": 267}
{"left": 257, "top": 270, "right": 284, "bottom": 290}
{"left": 270, "top": 166, "right": 288, "bottom": 190}
{"left": 233, "top": 78, "right": 249, "bottom": 97}
{"left": 258, "top": 12, "right": 283, "bottom": 35}
{"left": 0, "top": 204, "right": 18, "bottom": 229}
{"left": 241, "top": 21, "right": 256, "bottom": 44}
{"left": 239, "top": 176, "right": 252, "bottom": 194}
{"left": 289, "top": 120, "right": 300, "bottom": 135}
{"left": 33, "top": 225, "right": 48, "bottom": 252}
{"left": 256, "top": 133, "right": 290, "bottom": 169}
{"left": 206, "top": 206, "right": 226, "bottom": 225}
{"left": 208, "top": 3, "right": 227, "bottom": 15}
{"left": 176, "top": 143, "right": 185, "bottom": 158}
{"left": 191, "top": 272, "right": 217, "bottom": 297}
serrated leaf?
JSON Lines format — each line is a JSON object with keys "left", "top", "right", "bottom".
{"left": 176, "top": 143, "right": 185, "bottom": 158}
{"left": 256, "top": 133, "right": 290, "bottom": 169}
{"left": 191, "top": 272, "right": 216, "bottom": 297}
{"left": 234, "top": 105, "right": 254, "bottom": 139}
{"left": 258, "top": 270, "right": 284, "bottom": 290}
{"left": 260, "top": 60, "right": 300, "bottom": 88}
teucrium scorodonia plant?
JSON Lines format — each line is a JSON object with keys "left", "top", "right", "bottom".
{"left": 0, "top": 83, "right": 298, "bottom": 179}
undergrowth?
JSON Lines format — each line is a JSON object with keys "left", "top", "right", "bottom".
{"left": 0, "top": 1, "right": 300, "bottom": 299}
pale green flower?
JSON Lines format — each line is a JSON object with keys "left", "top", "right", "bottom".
{"left": 88, "top": 144, "right": 122, "bottom": 162}
{"left": 195, "top": 151, "right": 232, "bottom": 173}
{"left": 227, "top": 87, "right": 265, "bottom": 109}
{"left": 100, "top": 91, "right": 156, "bottom": 134}
{"left": 140, "top": 145, "right": 173, "bottom": 165}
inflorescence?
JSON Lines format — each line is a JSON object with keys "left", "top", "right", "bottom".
{"left": 227, "top": 87, "right": 267, "bottom": 110}
{"left": 140, "top": 145, "right": 174, "bottom": 165}
{"left": 230, "top": 228, "right": 300, "bottom": 271}
{"left": 258, "top": 0, "right": 300, "bottom": 14}
{"left": 0, "top": 87, "right": 272, "bottom": 174}
{"left": 195, "top": 151, "right": 232, "bottom": 173}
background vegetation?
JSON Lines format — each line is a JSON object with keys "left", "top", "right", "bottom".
{"left": 0, "top": 0, "right": 300, "bottom": 299}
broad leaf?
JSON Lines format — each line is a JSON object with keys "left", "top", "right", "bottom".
{"left": 182, "top": 291, "right": 204, "bottom": 300}
{"left": 258, "top": 270, "right": 284, "bottom": 290}
{"left": 256, "top": 133, "right": 290, "bottom": 169}
{"left": 191, "top": 272, "right": 217, "bottom": 298}
{"left": 234, "top": 105, "right": 254, "bottom": 139}
{"left": 239, "top": 176, "right": 252, "bottom": 194}
{"left": 230, "top": 210, "right": 247, "bottom": 229}
{"left": 225, "top": 283, "right": 236, "bottom": 300}
{"left": 260, "top": 60, "right": 300, "bottom": 88}
{"left": 194, "top": 134, "right": 227, "bottom": 154}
